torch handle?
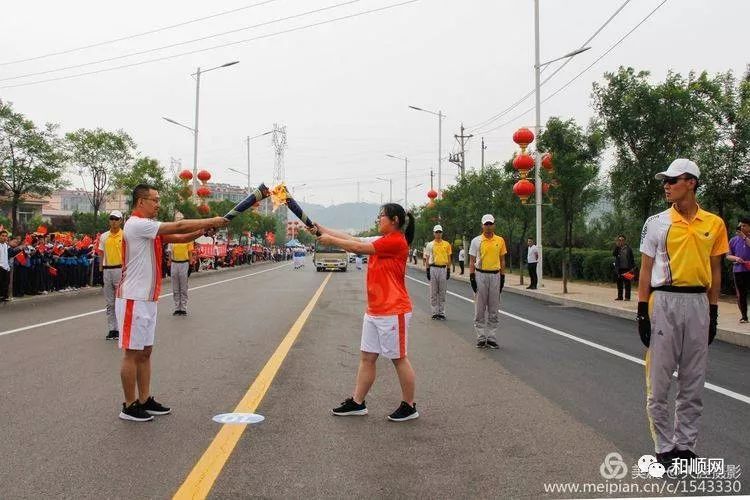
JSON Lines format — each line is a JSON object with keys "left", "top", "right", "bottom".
{"left": 223, "top": 183, "right": 270, "bottom": 220}
{"left": 285, "top": 196, "right": 321, "bottom": 236}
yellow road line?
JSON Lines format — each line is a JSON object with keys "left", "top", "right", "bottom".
{"left": 173, "top": 273, "right": 332, "bottom": 500}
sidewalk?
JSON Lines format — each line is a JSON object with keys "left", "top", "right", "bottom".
{"left": 410, "top": 263, "right": 750, "bottom": 348}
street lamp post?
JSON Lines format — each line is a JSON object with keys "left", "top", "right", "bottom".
{"left": 386, "top": 154, "right": 408, "bottom": 208}
{"left": 164, "top": 61, "right": 239, "bottom": 202}
{"left": 245, "top": 129, "right": 273, "bottom": 195}
{"left": 376, "top": 177, "right": 393, "bottom": 203}
{"left": 409, "top": 105, "right": 444, "bottom": 198}
{"left": 531, "top": 0, "right": 590, "bottom": 288}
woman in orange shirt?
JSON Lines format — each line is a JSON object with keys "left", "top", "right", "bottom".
{"left": 315, "top": 203, "right": 418, "bottom": 422}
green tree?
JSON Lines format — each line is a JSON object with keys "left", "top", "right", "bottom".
{"left": 0, "top": 100, "right": 68, "bottom": 234}
{"left": 539, "top": 117, "right": 605, "bottom": 293}
{"left": 593, "top": 67, "right": 714, "bottom": 221}
{"left": 66, "top": 128, "right": 136, "bottom": 220}
{"left": 113, "top": 156, "right": 184, "bottom": 220}
{"left": 693, "top": 69, "right": 750, "bottom": 222}
{"left": 73, "top": 211, "right": 109, "bottom": 235}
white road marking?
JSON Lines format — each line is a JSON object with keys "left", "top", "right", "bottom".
{"left": 406, "top": 275, "right": 750, "bottom": 406}
{"left": 0, "top": 264, "right": 290, "bottom": 338}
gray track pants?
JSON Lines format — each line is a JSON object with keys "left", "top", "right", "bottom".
{"left": 171, "top": 262, "right": 189, "bottom": 312}
{"left": 474, "top": 271, "right": 501, "bottom": 342}
{"left": 430, "top": 266, "right": 447, "bottom": 316}
{"left": 646, "top": 291, "right": 709, "bottom": 454}
{"left": 102, "top": 268, "right": 122, "bottom": 332}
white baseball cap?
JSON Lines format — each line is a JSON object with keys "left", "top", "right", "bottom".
{"left": 433, "top": 224, "right": 443, "bottom": 232}
{"left": 481, "top": 214, "right": 495, "bottom": 225}
{"left": 654, "top": 158, "right": 701, "bottom": 180}
{"left": 109, "top": 210, "right": 123, "bottom": 219}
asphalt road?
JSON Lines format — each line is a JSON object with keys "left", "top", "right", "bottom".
{"left": 0, "top": 259, "right": 747, "bottom": 499}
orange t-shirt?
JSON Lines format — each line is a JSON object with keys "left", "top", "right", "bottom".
{"left": 366, "top": 231, "right": 412, "bottom": 316}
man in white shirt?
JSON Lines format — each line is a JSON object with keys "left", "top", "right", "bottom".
{"left": 0, "top": 229, "right": 9, "bottom": 301}
{"left": 526, "top": 238, "right": 539, "bottom": 290}
{"left": 116, "top": 183, "right": 228, "bottom": 422}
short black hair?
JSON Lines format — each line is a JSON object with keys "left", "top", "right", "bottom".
{"left": 740, "top": 216, "right": 750, "bottom": 225}
{"left": 131, "top": 183, "right": 157, "bottom": 208}
{"left": 0, "top": 230, "right": 7, "bottom": 236}
{"left": 617, "top": 234, "right": 626, "bottom": 239}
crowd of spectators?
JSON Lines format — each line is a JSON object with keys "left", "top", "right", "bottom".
{"left": 0, "top": 228, "right": 295, "bottom": 301}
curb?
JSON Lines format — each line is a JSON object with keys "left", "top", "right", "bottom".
{"left": 409, "top": 263, "right": 749, "bottom": 349}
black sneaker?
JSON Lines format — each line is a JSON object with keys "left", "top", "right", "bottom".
{"left": 437, "top": 314, "right": 446, "bottom": 320}
{"left": 179, "top": 310, "right": 187, "bottom": 316}
{"left": 387, "top": 401, "right": 419, "bottom": 422}
{"left": 332, "top": 397, "right": 367, "bottom": 416}
{"left": 486, "top": 340, "right": 499, "bottom": 349}
{"left": 674, "top": 448, "right": 698, "bottom": 460}
{"left": 106, "top": 330, "right": 119, "bottom": 340}
{"left": 476, "top": 340, "right": 487, "bottom": 348}
{"left": 656, "top": 448, "right": 677, "bottom": 468}
{"left": 119, "top": 401, "right": 153, "bottom": 422}
{"left": 431, "top": 314, "right": 439, "bottom": 320}
{"left": 141, "top": 396, "right": 171, "bottom": 415}
{"left": 172, "top": 310, "right": 180, "bottom": 316}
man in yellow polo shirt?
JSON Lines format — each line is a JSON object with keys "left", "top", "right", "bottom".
{"left": 425, "top": 224, "right": 452, "bottom": 320}
{"left": 637, "top": 158, "right": 729, "bottom": 468}
{"left": 469, "top": 214, "right": 507, "bottom": 349}
{"left": 169, "top": 241, "right": 193, "bottom": 316}
{"left": 99, "top": 210, "right": 124, "bottom": 340}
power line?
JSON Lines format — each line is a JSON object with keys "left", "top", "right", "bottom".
{"left": 0, "top": 0, "right": 281, "bottom": 67}
{"left": 0, "top": 0, "right": 370, "bottom": 83}
{"left": 476, "top": 0, "right": 668, "bottom": 137}
{"left": 466, "top": 0, "right": 632, "bottom": 134}
{"left": 1, "top": 0, "right": 418, "bottom": 90}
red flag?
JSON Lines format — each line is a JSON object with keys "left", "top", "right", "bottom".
{"left": 54, "top": 246, "right": 64, "bottom": 256}
{"left": 36, "top": 225, "right": 48, "bottom": 235}
{"left": 24, "top": 233, "right": 32, "bottom": 245}
{"left": 92, "top": 233, "right": 101, "bottom": 254}
{"left": 15, "top": 252, "right": 27, "bottom": 266}
{"left": 47, "top": 267, "right": 58, "bottom": 277}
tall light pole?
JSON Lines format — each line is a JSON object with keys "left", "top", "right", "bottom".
{"left": 409, "top": 105, "right": 444, "bottom": 197}
{"left": 245, "top": 129, "right": 273, "bottom": 195}
{"left": 368, "top": 190, "right": 383, "bottom": 205}
{"left": 386, "top": 154, "right": 408, "bottom": 208}
{"left": 376, "top": 177, "right": 393, "bottom": 203}
{"left": 532, "top": 0, "right": 590, "bottom": 288}
{"left": 163, "top": 61, "right": 240, "bottom": 201}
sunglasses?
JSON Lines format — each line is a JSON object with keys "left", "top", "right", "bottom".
{"left": 483, "top": 222, "right": 495, "bottom": 226}
{"left": 434, "top": 231, "right": 443, "bottom": 234}
{"left": 662, "top": 175, "right": 693, "bottom": 185}
{"left": 109, "top": 217, "right": 121, "bottom": 221}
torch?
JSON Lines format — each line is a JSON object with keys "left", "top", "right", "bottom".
{"left": 223, "top": 183, "right": 271, "bottom": 220}
{"left": 270, "top": 183, "right": 321, "bottom": 236}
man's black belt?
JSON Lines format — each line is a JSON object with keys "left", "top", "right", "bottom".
{"left": 476, "top": 269, "right": 500, "bottom": 274}
{"left": 171, "top": 260, "right": 189, "bottom": 263}
{"left": 103, "top": 265, "right": 122, "bottom": 269}
{"left": 429, "top": 264, "right": 447, "bottom": 268}
{"left": 652, "top": 285, "right": 706, "bottom": 293}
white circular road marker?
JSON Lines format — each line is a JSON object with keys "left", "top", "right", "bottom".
{"left": 212, "top": 413, "right": 265, "bottom": 425}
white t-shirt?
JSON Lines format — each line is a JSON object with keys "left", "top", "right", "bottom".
{"left": 527, "top": 244, "right": 539, "bottom": 263}
{"left": 117, "top": 215, "right": 163, "bottom": 302}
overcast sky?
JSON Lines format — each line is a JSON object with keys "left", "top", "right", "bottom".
{"left": 2, "top": 0, "right": 747, "bottom": 207}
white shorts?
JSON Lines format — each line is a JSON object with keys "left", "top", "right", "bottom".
{"left": 361, "top": 312, "right": 412, "bottom": 359}
{"left": 115, "top": 298, "right": 158, "bottom": 350}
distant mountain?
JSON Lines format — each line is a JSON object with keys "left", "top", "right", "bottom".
{"left": 298, "top": 202, "right": 379, "bottom": 233}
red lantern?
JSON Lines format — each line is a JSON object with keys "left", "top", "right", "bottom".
{"left": 197, "top": 170, "right": 211, "bottom": 182}
{"left": 197, "top": 204, "right": 210, "bottom": 215}
{"left": 178, "top": 170, "right": 193, "bottom": 181}
{"left": 513, "top": 179, "right": 535, "bottom": 203}
{"left": 513, "top": 127, "right": 535, "bottom": 153}
{"left": 542, "top": 153, "right": 553, "bottom": 171}
{"left": 196, "top": 186, "right": 212, "bottom": 198}
{"left": 427, "top": 189, "right": 438, "bottom": 200}
{"left": 513, "top": 153, "right": 535, "bottom": 178}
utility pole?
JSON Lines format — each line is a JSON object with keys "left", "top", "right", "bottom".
{"left": 481, "top": 137, "right": 487, "bottom": 171}
{"left": 449, "top": 123, "right": 473, "bottom": 177}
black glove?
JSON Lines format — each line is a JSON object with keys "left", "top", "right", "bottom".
{"left": 709, "top": 304, "right": 718, "bottom": 345}
{"left": 470, "top": 273, "right": 477, "bottom": 293}
{"left": 446, "top": 268, "right": 450, "bottom": 280}
{"left": 499, "top": 273, "right": 505, "bottom": 294}
{"left": 637, "top": 301, "right": 651, "bottom": 348}
{"left": 426, "top": 267, "right": 431, "bottom": 281}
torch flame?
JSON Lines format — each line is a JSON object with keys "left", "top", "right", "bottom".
{"left": 270, "top": 183, "right": 290, "bottom": 211}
